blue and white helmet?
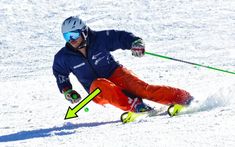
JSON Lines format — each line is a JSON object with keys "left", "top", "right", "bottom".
{"left": 61, "top": 16, "right": 88, "bottom": 40}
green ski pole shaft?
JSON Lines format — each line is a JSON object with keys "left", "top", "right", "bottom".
{"left": 145, "top": 51, "right": 235, "bottom": 75}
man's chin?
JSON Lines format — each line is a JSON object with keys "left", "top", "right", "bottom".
{"left": 69, "top": 41, "right": 81, "bottom": 49}
{"left": 70, "top": 40, "right": 79, "bottom": 45}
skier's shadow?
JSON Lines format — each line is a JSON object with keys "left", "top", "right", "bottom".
{"left": 0, "top": 120, "right": 120, "bottom": 142}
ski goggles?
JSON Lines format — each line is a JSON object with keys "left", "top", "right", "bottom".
{"left": 63, "top": 29, "right": 81, "bottom": 42}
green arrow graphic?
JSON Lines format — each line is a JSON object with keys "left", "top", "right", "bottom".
{"left": 64, "top": 88, "right": 101, "bottom": 120}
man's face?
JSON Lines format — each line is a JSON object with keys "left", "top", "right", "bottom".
{"left": 69, "top": 36, "right": 84, "bottom": 49}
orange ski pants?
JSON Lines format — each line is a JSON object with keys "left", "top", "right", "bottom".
{"left": 89, "top": 66, "right": 192, "bottom": 111}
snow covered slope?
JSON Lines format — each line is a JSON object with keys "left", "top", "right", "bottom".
{"left": 0, "top": 0, "right": 235, "bottom": 146}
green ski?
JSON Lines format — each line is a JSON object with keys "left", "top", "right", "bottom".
{"left": 120, "top": 104, "right": 186, "bottom": 123}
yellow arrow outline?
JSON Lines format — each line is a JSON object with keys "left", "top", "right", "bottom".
{"left": 64, "top": 88, "right": 101, "bottom": 120}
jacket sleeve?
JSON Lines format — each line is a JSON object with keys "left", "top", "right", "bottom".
{"left": 105, "top": 30, "right": 141, "bottom": 51}
{"left": 52, "top": 54, "right": 72, "bottom": 93}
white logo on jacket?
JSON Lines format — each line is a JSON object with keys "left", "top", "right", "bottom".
{"left": 73, "top": 63, "right": 85, "bottom": 69}
{"left": 95, "top": 56, "right": 106, "bottom": 65}
{"left": 58, "top": 75, "right": 70, "bottom": 84}
{"left": 92, "top": 52, "right": 102, "bottom": 60}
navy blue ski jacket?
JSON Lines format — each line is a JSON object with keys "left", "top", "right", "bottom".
{"left": 53, "top": 29, "right": 140, "bottom": 93}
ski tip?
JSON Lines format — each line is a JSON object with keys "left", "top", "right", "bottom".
{"left": 120, "top": 112, "right": 145, "bottom": 124}
{"left": 167, "top": 104, "right": 185, "bottom": 117}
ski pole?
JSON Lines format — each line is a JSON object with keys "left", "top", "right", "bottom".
{"left": 145, "top": 51, "right": 235, "bottom": 75}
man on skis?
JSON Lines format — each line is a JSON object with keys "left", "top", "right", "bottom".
{"left": 53, "top": 16, "right": 193, "bottom": 113}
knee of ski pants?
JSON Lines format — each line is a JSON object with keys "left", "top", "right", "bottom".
{"left": 90, "top": 78, "right": 136, "bottom": 111}
{"left": 89, "top": 78, "right": 118, "bottom": 105}
{"left": 90, "top": 78, "right": 116, "bottom": 90}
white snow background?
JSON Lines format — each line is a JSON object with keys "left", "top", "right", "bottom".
{"left": 0, "top": 0, "right": 235, "bottom": 146}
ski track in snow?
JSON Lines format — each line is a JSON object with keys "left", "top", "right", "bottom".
{"left": 0, "top": 0, "right": 235, "bottom": 146}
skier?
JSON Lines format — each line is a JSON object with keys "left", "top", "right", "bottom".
{"left": 53, "top": 16, "right": 193, "bottom": 113}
